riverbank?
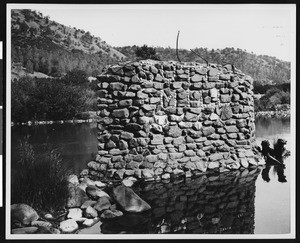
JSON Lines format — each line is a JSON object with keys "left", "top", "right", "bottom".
{"left": 10, "top": 110, "right": 290, "bottom": 127}
{"left": 255, "top": 110, "right": 290, "bottom": 119}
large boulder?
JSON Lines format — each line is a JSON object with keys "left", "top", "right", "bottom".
{"left": 11, "top": 204, "right": 39, "bottom": 228}
{"left": 85, "top": 185, "right": 110, "bottom": 200}
{"left": 112, "top": 185, "right": 151, "bottom": 213}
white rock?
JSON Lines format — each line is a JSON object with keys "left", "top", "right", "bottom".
{"left": 161, "top": 173, "right": 170, "bottom": 180}
{"left": 59, "top": 219, "right": 78, "bottom": 233}
{"left": 240, "top": 158, "right": 249, "bottom": 168}
{"left": 67, "top": 208, "right": 82, "bottom": 220}
{"left": 257, "top": 158, "right": 266, "bottom": 165}
{"left": 68, "top": 175, "right": 79, "bottom": 186}
{"left": 82, "top": 217, "right": 100, "bottom": 227}
{"left": 121, "top": 177, "right": 137, "bottom": 187}
{"left": 210, "top": 88, "right": 218, "bottom": 98}
{"left": 94, "top": 181, "right": 106, "bottom": 188}
{"left": 44, "top": 213, "right": 54, "bottom": 220}
{"left": 210, "top": 113, "right": 219, "bottom": 121}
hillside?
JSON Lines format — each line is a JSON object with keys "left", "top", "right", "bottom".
{"left": 11, "top": 9, "right": 126, "bottom": 78}
{"left": 116, "top": 46, "right": 291, "bottom": 86}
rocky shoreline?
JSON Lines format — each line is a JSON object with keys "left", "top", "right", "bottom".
{"left": 11, "top": 163, "right": 265, "bottom": 235}
{"left": 255, "top": 110, "right": 290, "bottom": 119}
{"left": 11, "top": 173, "right": 155, "bottom": 234}
{"left": 10, "top": 109, "right": 290, "bottom": 127}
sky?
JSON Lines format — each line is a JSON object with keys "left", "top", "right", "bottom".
{"left": 11, "top": 4, "right": 296, "bottom": 62}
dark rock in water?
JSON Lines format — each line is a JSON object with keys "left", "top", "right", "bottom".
{"left": 94, "top": 197, "right": 111, "bottom": 213}
{"left": 112, "top": 185, "right": 151, "bottom": 213}
{"left": 11, "top": 204, "right": 39, "bottom": 227}
{"left": 100, "top": 209, "right": 123, "bottom": 220}
{"left": 11, "top": 226, "right": 38, "bottom": 234}
{"left": 35, "top": 226, "right": 61, "bottom": 234}
{"left": 67, "top": 185, "right": 89, "bottom": 208}
{"left": 100, "top": 212, "right": 150, "bottom": 234}
{"left": 86, "top": 185, "right": 110, "bottom": 200}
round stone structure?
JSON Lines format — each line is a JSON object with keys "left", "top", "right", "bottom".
{"left": 86, "top": 60, "right": 260, "bottom": 181}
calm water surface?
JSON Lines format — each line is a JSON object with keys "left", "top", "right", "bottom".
{"left": 11, "top": 117, "right": 291, "bottom": 234}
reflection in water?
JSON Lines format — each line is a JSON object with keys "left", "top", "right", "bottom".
{"left": 262, "top": 165, "right": 287, "bottom": 183}
{"left": 100, "top": 168, "right": 261, "bottom": 234}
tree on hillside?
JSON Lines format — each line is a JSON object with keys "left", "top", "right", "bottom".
{"left": 135, "top": 45, "right": 160, "bottom": 60}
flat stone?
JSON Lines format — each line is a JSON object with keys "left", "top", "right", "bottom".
{"left": 67, "top": 208, "right": 83, "bottom": 220}
{"left": 100, "top": 209, "right": 123, "bottom": 220}
{"left": 202, "top": 126, "right": 215, "bottom": 136}
{"left": 115, "top": 169, "right": 126, "bottom": 180}
{"left": 209, "top": 154, "right": 223, "bottom": 161}
{"left": 208, "top": 68, "right": 219, "bottom": 76}
{"left": 162, "top": 173, "right": 171, "bottom": 180}
{"left": 167, "top": 125, "right": 182, "bottom": 138}
{"left": 220, "top": 94, "right": 231, "bottom": 103}
{"left": 82, "top": 217, "right": 100, "bottom": 227}
{"left": 173, "top": 168, "right": 184, "bottom": 175}
{"left": 112, "top": 185, "right": 151, "bottom": 213}
{"left": 84, "top": 206, "right": 98, "bottom": 218}
{"left": 86, "top": 185, "right": 110, "bottom": 200}
{"left": 59, "top": 219, "right": 78, "bottom": 233}
{"left": 191, "top": 74, "right": 203, "bottom": 82}
{"left": 11, "top": 204, "right": 39, "bottom": 227}
{"left": 184, "top": 150, "right": 196, "bottom": 157}
{"left": 210, "top": 113, "right": 219, "bottom": 121}
{"left": 142, "top": 104, "right": 156, "bottom": 111}
{"left": 120, "top": 132, "right": 134, "bottom": 140}
{"left": 151, "top": 134, "right": 164, "bottom": 145}
{"left": 94, "top": 197, "right": 111, "bottom": 213}
{"left": 195, "top": 161, "right": 208, "bottom": 172}
{"left": 210, "top": 88, "right": 218, "bottom": 98}
{"left": 207, "top": 161, "right": 220, "bottom": 169}
{"left": 122, "top": 177, "right": 137, "bottom": 187}
{"left": 225, "top": 126, "right": 239, "bottom": 133}
{"left": 119, "top": 99, "right": 133, "bottom": 107}
{"left": 142, "top": 169, "right": 155, "bottom": 179}
{"left": 145, "top": 154, "right": 158, "bottom": 163}
{"left": 31, "top": 220, "right": 52, "bottom": 228}
{"left": 185, "top": 112, "right": 198, "bottom": 122}
{"left": 220, "top": 104, "right": 233, "bottom": 120}
{"left": 112, "top": 108, "right": 129, "bottom": 118}
{"left": 240, "top": 158, "right": 249, "bottom": 168}
{"left": 12, "top": 227, "right": 38, "bottom": 234}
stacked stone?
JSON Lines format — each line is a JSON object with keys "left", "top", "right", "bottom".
{"left": 89, "top": 60, "right": 258, "bottom": 181}
{"left": 129, "top": 168, "right": 259, "bottom": 234}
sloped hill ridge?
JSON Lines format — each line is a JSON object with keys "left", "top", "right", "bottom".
{"left": 115, "top": 46, "right": 291, "bottom": 86}
{"left": 11, "top": 9, "right": 126, "bottom": 78}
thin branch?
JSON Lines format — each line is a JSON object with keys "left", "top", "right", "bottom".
{"left": 190, "top": 49, "right": 209, "bottom": 66}
{"left": 176, "top": 31, "right": 181, "bottom": 63}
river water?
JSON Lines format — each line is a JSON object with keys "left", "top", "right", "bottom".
{"left": 10, "top": 117, "right": 292, "bottom": 235}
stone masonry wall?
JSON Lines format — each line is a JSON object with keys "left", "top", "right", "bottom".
{"left": 87, "top": 60, "right": 259, "bottom": 181}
